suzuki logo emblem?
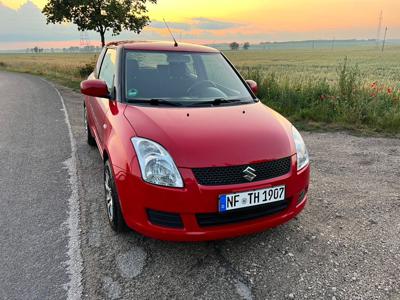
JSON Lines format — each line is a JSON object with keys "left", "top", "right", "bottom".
{"left": 243, "top": 166, "right": 257, "bottom": 182}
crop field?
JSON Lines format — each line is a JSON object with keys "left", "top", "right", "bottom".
{"left": 0, "top": 52, "right": 98, "bottom": 89}
{"left": 228, "top": 46, "right": 400, "bottom": 85}
{"left": 0, "top": 46, "right": 399, "bottom": 134}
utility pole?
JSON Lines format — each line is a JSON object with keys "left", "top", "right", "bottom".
{"left": 382, "top": 26, "right": 388, "bottom": 52}
{"left": 80, "top": 31, "right": 91, "bottom": 48}
{"left": 376, "top": 10, "right": 383, "bottom": 46}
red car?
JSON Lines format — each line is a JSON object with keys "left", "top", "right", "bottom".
{"left": 81, "top": 41, "right": 310, "bottom": 241}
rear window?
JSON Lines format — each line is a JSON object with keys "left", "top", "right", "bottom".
{"left": 129, "top": 52, "right": 167, "bottom": 69}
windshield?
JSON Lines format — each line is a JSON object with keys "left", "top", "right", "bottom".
{"left": 124, "top": 51, "right": 254, "bottom": 106}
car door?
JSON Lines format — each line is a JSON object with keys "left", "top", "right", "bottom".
{"left": 93, "top": 48, "right": 117, "bottom": 148}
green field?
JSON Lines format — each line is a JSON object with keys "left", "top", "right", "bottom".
{"left": 0, "top": 46, "right": 399, "bottom": 134}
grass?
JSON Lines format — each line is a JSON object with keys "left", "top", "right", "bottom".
{"left": 0, "top": 46, "right": 399, "bottom": 135}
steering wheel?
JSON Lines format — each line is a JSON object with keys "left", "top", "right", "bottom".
{"left": 187, "top": 80, "right": 217, "bottom": 96}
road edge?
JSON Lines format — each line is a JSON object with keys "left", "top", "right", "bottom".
{"left": 40, "top": 78, "right": 83, "bottom": 300}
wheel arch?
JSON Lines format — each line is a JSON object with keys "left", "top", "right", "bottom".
{"left": 103, "top": 149, "right": 110, "bottom": 163}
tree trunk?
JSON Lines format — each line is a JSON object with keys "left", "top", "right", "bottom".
{"left": 100, "top": 31, "right": 105, "bottom": 47}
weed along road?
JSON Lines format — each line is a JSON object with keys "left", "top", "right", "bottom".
{"left": 1, "top": 71, "right": 400, "bottom": 299}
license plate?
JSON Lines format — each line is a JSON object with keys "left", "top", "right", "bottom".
{"left": 219, "top": 185, "right": 285, "bottom": 212}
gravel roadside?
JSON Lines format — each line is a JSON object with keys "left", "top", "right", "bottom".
{"left": 59, "top": 84, "right": 400, "bottom": 300}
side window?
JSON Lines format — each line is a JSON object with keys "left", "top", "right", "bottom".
{"left": 131, "top": 52, "right": 168, "bottom": 69}
{"left": 201, "top": 54, "right": 229, "bottom": 84}
{"left": 201, "top": 54, "right": 239, "bottom": 87}
{"left": 99, "top": 49, "right": 117, "bottom": 90}
{"left": 184, "top": 55, "right": 196, "bottom": 76}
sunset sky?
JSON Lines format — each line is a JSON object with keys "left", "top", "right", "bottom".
{"left": 1, "top": 0, "right": 400, "bottom": 49}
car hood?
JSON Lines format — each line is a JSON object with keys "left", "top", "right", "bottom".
{"left": 124, "top": 102, "right": 295, "bottom": 168}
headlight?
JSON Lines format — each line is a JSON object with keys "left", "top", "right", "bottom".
{"left": 292, "top": 126, "right": 309, "bottom": 170}
{"left": 132, "top": 137, "right": 184, "bottom": 188}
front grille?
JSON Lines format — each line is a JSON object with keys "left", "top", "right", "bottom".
{"left": 192, "top": 157, "right": 291, "bottom": 186}
{"left": 147, "top": 209, "right": 183, "bottom": 229}
{"left": 196, "top": 199, "right": 290, "bottom": 227}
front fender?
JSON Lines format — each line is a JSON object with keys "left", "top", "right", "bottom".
{"left": 103, "top": 102, "right": 136, "bottom": 173}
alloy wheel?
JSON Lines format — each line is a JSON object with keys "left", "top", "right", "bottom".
{"left": 104, "top": 169, "right": 114, "bottom": 222}
{"left": 84, "top": 107, "right": 88, "bottom": 135}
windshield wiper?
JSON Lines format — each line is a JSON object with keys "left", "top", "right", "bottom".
{"left": 189, "top": 98, "right": 243, "bottom": 107}
{"left": 126, "top": 98, "right": 183, "bottom": 107}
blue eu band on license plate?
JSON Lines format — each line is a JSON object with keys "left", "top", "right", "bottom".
{"left": 219, "top": 185, "right": 285, "bottom": 212}
{"left": 219, "top": 195, "right": 227, "bottom": 212}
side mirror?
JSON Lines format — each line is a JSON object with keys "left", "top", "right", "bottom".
{"left": 246, "top": 80, "right": 258, "bottom": 95}
{"left": 80, "top": 79, "right": 110, "bottom": 98}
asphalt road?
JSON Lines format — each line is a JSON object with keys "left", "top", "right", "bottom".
{"left": 1, "top": 71, "right": 400, "bottom": 299}
{"left": 0, "top": 72, "right": 73, "bottom": 299}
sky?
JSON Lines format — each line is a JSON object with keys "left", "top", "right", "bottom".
{"left": 1, "top": 0, "right": 400, "bottom": 49}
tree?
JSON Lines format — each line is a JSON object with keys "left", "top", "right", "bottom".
{"left": 243, "top": 42, "right": 250, "bottom": 50}
{"left": 229, "top": 42, "right": 239, "bottom": 51}
{"left": 42, "top": 0, "right": 157, "bottom": 47}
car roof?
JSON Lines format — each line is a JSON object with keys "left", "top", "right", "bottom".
{"left": 106, "top": 40, "right": 220, "bottom": 53}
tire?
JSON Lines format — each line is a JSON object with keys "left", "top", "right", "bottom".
{"left": 84, "top": 106, "right": 96, "bottom": 147}
{"left": 104, "top": 160, "right": 128, "bottom": 232}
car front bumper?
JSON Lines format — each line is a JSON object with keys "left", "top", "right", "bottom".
{"left": 113, "top": 155, "right": 310, "bottom": 241}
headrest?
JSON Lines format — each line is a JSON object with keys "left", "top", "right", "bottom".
{"left": 168, "top": 62, "right": 188, "bottom": 77}
{"left": 157, "top": 64, "right": 169, "bottom": 73}
{"left": 127, "top": 59, "right": 139, "bottom": 72}
{"left": 167, "top": 54, "right": 191, "bottom": 64}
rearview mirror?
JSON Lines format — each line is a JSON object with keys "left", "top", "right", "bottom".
{"left": 246, "top": 80, "right": 258, "bottom": 95}
{"left": 80, "top": 79, "right": 110, "bottom": 98}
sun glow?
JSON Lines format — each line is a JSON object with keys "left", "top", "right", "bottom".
{"left": 1, "top": 0, "right": 400, "bottom": 47}
{"left": 2, "top": 0, "right": 47, "bottom": 9}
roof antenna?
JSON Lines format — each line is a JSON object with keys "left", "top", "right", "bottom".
{"left": 163, "top": 18, "right": 178, "bottom": 47}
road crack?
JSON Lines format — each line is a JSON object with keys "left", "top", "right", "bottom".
{"left": 212, "top": 242, "right": 254, "bottom": 300}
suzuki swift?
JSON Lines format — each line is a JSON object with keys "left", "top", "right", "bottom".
{"left": 81, "top": 41, "right": 310, "bottom": 241}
